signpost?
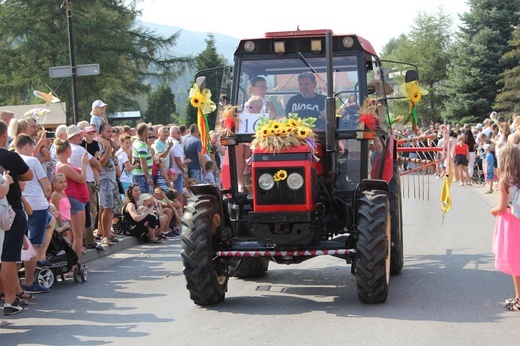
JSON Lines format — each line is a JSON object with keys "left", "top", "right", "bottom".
{"left": 49, "top": 64, "right": 100, "bottom": 78}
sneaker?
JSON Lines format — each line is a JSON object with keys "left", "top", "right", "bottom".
{"left": 4, "top": 301, "right": 25, "bottom": 315}
{"left": 21, "top": 282, "right": 50, "bottom": 294}
{"left": 36, "top": 260, "right": 53, "bottom": 268}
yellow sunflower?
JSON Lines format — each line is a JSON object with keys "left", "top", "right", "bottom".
{"left": 189, "top": 83, "right": 204, "bottom": 108}
{"left": 273, "top": 169, "right": 288, "bottom": 182}
{"left": 296, "top": 126, "right": 311, "bottom": 139}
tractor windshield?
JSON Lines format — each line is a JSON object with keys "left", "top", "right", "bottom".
{"left": 234, "top": 55, "right": 360, "bottom": 133}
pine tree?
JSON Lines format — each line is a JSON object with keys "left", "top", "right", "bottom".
{"left": 144, "top": 84, "right": 177, "bottom": 125}
{"left": 494, "top": 27, "right": 520, "bottom": 115}
{"left": 443, "top": 0, "right": 520, "bottom": 123}
{"left": 0, "top": 0, "right": 193, "bottom": 123}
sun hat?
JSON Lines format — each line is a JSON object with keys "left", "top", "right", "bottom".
{"left": 91, "top": 100, "right": 108, "bottom": 110}
{"left": 66, "top": 125, "right": 82, "bottom": 139}
{"left": 476, "top": 123, "right": 482, "bottom": 129}
{"left": 83, "top": 126, "right": 96, "bottom": 133}
{"left": 138, "top": 193, "right": 154, "bottom": 206}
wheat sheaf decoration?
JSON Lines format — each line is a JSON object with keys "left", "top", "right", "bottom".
{"left": 251, "top": 113, "right": 318, "bottom": 155}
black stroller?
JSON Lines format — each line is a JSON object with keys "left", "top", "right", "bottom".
{"left": 35, "top": 230, "right": 88, "bottom": 289}
{"left": 472, "top": 156, "right": 485, "bottom": 185}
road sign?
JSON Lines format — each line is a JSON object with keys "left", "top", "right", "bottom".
{"left": 49, "top": 64, "right": 100, "bottom": 78}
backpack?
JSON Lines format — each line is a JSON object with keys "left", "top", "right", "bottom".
{"left": 511, "top": 185, "right": 520, "bottom": 219}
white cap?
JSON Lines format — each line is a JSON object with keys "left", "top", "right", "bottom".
{"left": 91, "top": 99, "right": 108, "bottom": 110}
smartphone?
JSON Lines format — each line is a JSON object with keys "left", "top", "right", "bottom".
{"left": 46, "top": 131, "right": 55, "bottom": 139}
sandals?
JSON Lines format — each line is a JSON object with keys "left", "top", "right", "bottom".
{"left": 150, "top": 239, "right": 164, "bottom": 244}
{"left": 485, "top": 190, "right": 494, "bottom": 194}
{"left": 504, "top": 297, "right": 520, "bottom": 312}
{"left": 17, "top": 291, "right": 35, "bottom": 301}
{"left": 100, "top": 238, "right": 114, "bottom": 246}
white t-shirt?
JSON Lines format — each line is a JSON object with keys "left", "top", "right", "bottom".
{"left": 21, "top": 154, "right": 49, "bottom": 211}
{"left": 116, "top": 149, "right": 133, "bottom": 184}
{"left": 69, "top": 143, "right": 95, "bottom": 183}
{"left": 169, "top": 139, "right": 184, "bottom": 172}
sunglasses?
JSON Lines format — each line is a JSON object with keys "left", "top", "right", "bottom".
{"left": 111, "top": 130, "right": 118, "bottom": 133}
{"left": 247, "top": 106, "right": 254, "bottom": 110}
{"left": 147, "top": 136, "right": 156, "bottom": 139}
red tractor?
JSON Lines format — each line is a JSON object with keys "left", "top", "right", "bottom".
{"left": 181, "top": 29, "right": 415, "bottom": 305}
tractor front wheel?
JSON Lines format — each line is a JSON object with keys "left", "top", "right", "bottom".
{"left": 356, "top": 190, "right": 391, "bottom": 304}
{"left": 181, "top": 195, "right": 228, "bottom": 305}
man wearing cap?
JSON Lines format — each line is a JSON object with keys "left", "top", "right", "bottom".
{"left": 90, "top": 99, "right": 108, "bottom": 134}
{"left": 66, "top": 124, "right": 103, "bottom": 251}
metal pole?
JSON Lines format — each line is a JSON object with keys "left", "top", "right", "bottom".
{"left": 65, "top": 0, "right": 79, "bottom": 125}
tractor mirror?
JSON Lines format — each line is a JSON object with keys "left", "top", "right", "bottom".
{"left": 405, "top": 70, "right": 418, "bottom": 83}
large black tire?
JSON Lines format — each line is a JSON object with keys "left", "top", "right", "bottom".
{"left": 356, "top": 190, "right": 391, "bottom": 304}
{"left": 389, "top": 161, "right": 404, "bottom": 275}
{"left": 235, "top": 258, "right": 270, "bottom": 279}
{"left": 181, "top": 194, "right": 228, "bottom": 305}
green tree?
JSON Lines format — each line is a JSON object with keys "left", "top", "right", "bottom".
{"left": 185, "top": 33, "right": 228, "bottom": 128}
{"left": 443, "top": 0, "right": 520, "bottom": 124}
{"left": 381, "top": 9, "right": 453, "bottom": 127}
{"left": 494, "top": 27, "right": 520, "bottom": 116}
{"left": 0, "top": 0, "right": 194, "bottom": 124}
{"left": 144, "top": 84, "right": 176, "bottom": 125}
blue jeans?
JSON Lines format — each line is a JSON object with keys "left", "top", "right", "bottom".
{"left": 173, "top": 172, "right": 184, "bottom": 193}
{"left": 27, "top": 208, "right": 52, "bottom": 246}
{"left": 133, "top": 175, "right": 150, "bottom": 193}
{"left": 188, "top": 168, "right": 202, "bottom": 184}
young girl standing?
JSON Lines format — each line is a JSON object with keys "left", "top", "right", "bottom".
{"left": 50, "top": 173, "right": 71, "bottom": 230}
{"left": 490, "top": 144, "right": 520, "bottom": 311}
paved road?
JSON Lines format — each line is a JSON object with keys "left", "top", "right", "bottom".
{"left": 1, "top": 177, "right": 519, "bottom": 345}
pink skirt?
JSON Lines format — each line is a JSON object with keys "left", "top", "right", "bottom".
{"left": 493, "top": 208, "right": 520, "bottom": 276}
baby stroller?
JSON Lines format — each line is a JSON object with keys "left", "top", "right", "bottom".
{"left": 35, "top": 230, "right": 88, "bottom": 289}
{"left": 472, "top": 156, "right": 485, "bottom": 185}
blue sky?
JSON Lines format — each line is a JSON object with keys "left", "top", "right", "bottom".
{"left": 138, "top": 0, "right": 470, "bottom": 53}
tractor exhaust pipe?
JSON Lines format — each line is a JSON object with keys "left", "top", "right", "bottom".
{"left": 324, "top": 31, "right": 337, "bottom": 176}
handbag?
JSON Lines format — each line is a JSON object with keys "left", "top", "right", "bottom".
{"left": 0, "top": 198, "right": 15, "bottom": 231}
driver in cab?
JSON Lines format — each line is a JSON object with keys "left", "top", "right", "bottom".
{"left": 285, "top": 72, "right": 325, "bottom": 128}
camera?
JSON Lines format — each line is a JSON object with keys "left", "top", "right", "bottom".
{"left": 46, "top": 131, "right": 55, "bottom": 139}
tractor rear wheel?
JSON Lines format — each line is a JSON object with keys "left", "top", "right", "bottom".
{"left": 356, "top": 190, "right": 391, "bottom": 304}
{"left": 235, "top": 258, "right": 270, "bottom": 278}
{"left": 181, "top": 194, "right": 228, "bottom": 305}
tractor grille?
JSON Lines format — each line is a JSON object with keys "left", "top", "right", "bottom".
{"left": 255, "top": 167, "right": 306, "bottom": 205}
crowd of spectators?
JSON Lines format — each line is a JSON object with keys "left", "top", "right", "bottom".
{"left": 0, "top": 101, "right": 224, "bottom": 316}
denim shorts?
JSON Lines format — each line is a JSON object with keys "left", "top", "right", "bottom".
{"left": 99, "top": 179, "right": 116, "bottom": 209}
{"left": 68, "top": 196, "right": 87, "bottom": 215}
{"left": 27, "top": 208, "right": 52, "bottom": 246}
{"left": 133, "top": 175, "right": 150, "bottom": 193}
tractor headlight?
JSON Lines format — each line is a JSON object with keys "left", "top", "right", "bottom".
{"left": 286, "top": 173, "right": 304, "bottom": 190}
{"left": 258, "top": 173, "right": 275, "bottom": 190}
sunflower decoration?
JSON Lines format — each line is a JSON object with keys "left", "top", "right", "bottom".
{"left": 357, "top": 98, "right": 378, "bottom": 131}
{"left": 189, "top": 83, "right": 216, "bottom": 154}
{"left": 401, "top": 80, "right": 428, "bottom": 133}
{"left": 251, "top": 113, "right": 317, "bottom": 154}
{"left": 273, "top": 169, "right": 288, "bottom": 182}
{"left": 219, "top": 105, "right": 240, "bottom": 137}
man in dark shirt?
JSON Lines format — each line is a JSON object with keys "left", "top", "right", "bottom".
{"left": 0, "top": 121, "right": 34, "bottom": 315}
{"left": 182, "top": 124, "right": 206, "bottom": 183}
{"left": 285, "top": 72, "right": 326, "bottom": 128}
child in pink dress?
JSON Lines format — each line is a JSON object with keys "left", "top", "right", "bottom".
{"left": 491, "top": 144, "right": 520, "bottom": 311}
{"left": 50, "top": 173, "right": 71, "bottom": 230}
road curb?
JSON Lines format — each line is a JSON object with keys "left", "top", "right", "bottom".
{"left": 82, "top": 235, "right": 141, "bottom": 264}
